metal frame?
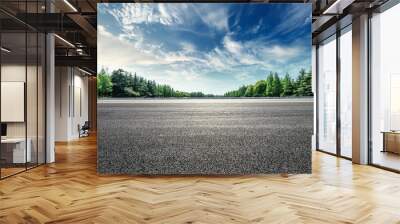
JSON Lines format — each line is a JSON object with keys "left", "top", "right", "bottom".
{"left": 367, "top": 10, "right": 373, "bottom": 166}
{"left": 336, "top": 23, "right": 341, "bottom": 157}
{"left": 0, "top": 20, "right": 2, "bottom": 179}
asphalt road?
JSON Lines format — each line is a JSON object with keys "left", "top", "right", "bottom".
{"left": 97, "top": 98, "right": 313, "bottom": 175}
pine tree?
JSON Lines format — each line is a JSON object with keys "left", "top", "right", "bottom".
{"left": 244, "top": 85, "right": 254, "bottom": 97}
{"left": 281, "top": 73, "right": 294, "bottom": 96}
{"left": 97, "top": 68, "right": 112, "bottom": 97}
{"left": 295, "top": 69, "right": 307, "bottom": 96}
{"left": 303, "top": 71, "right": 313, "bottom": 96}
{"left": 272, "top": 73, "right": 282, "bottom": 97}
{"left": 238, "top": 85, "right": 247, "bottom": 96}
{"left": 265, "top": 72, "right": 274, "bottom": 96}
{"left": 253, "top": 80, "right": 267, "bottom": 97}
{"left": 111, "top": 69, "right": 128, "bottom": 97}
{"left": 133, "top": 73, "right": 138, "bottom": 92}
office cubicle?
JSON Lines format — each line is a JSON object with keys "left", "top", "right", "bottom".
{"left": 0, "top": 1, "right": 46, "bottom": 179}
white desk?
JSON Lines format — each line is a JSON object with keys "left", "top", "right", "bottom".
{"left": 1, "top": 138, "right": 31, "bottom": 163}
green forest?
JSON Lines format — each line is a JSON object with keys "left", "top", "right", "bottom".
{"left": 97, "top": 68, "right": 313, "bottom": 98}
{"left": 224, "top": 69, "right": 312, "bottom": 97}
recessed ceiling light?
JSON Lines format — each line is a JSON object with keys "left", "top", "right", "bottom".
{"left": 1, "top": 47, "right": 11, "bottom": 53}
{"left": 78, "top": 67, "right": 93, "bottom": 76}
{"left": 54, "top": 34, "right": 75, "bottom": 48}
{"left": 323, "top": 0, "right": 354, "bottom": 15}
{"left": 63, "top": 0, "right": 78, "bottom": 12}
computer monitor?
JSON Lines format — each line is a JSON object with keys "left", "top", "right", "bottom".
{"left": 1, "top": 123, "right": 7, "bottom": 137}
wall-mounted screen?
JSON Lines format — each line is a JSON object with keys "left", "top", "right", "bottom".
{"left": 1, "top": 82, "right": 25, "bottom": 122}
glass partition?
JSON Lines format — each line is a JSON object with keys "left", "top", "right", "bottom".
{"left": 0, "top": 1, "right": 46, "bottom": 179}
{"left": 38, "top": 32, "right": 45, "bottom": 165}
{"left": 317, "top": 35, "right": 337, "bottom": 154}
{"left": 27, "top": 31, "right": 38, "bottom": 169}
{"left": 1, "top": 31, "right": 28, "bottom": 177}
{"left": 339, "top": 26, "right": 352, "bottom": 158}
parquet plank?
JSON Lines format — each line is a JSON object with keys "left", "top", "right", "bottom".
{"left": 0, "top": 134, "right": 400, "bottom": 223}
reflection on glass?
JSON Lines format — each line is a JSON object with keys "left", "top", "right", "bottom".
{"left": 340, "top": 28, "right": 352, "bottom": 158}
{"left": 371, "top": 3, "right": 400, "bottom": 171}
{"left": 318, "top": 36, "right": 337, "bottom": 154}
{"left": 0, "top": 0, "right": 47, "bottom": 179}
{"left": 1, "top": 32, "right": 27, "bottom": 177}
{"left": 27, "top": 32, "right": 38, "bottom": 169}
{"left": 38, "top": 33, "right": 46, "bottom": 165}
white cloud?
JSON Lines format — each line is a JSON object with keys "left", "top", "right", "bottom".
{"left": 98, "top": 25, "right": 181, "bottom": 69}
{"left": 99, "top": 24, "right": 303, "bottom": 75}
{"left": 180, "top": 42, "right": 196, "bottom": 53}
{"left": 223, "top": 35, "right": 242, "bottom": 55}
{"left": 107, "top": 3, "right": 193, "bottom": 28}
{"left": 195, "top": 6, "right": 230, "bottom": 31}
{"left": 260, "top": 45, "right": 301, "bottom": 63}
{"left": 234, "top": 73, "right": 252, "bottom": 81}
{"left": 106, "top": 3, "right": 229, "bottom": 33}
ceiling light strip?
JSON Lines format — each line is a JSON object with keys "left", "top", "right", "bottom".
{"left": 78, "top": 67, "right": 93, "bottom": 76}
{"left": 63, "top": 0, "right": 78, "bottom": 12}
{"left": 54, "top": 34, "right": 75, "bottom": 48}
{"left": 1, "top": 47, "right": 11, "bottom": 53}
{"left": 323, "top": 0, "right": 355, "bottom": 15}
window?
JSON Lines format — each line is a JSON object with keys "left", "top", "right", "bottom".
{"left": 317, "top": 35, "right": 337, "bottom": 154}
{"left": 339, "top": 27, "right": 352, "bottom": 158}
{"left": 370, "top": 3, "right": 400, "bottom": 171}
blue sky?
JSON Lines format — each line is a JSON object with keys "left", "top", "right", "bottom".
{"left": 98, "top": 3, "right": 311, "bottom": 95}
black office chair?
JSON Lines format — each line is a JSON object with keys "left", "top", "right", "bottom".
{"left": 78, "top": 121, "right": 90, "bottom": 138}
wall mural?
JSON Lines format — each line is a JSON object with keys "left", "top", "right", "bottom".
{"left": 97, "top": 3, "right": 313, "bottom": 175}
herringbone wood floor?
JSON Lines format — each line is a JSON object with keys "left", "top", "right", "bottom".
{"left": 1, "top": 134, "right": 400, "bottom": 224}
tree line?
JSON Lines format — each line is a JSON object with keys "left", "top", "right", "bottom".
{"left": 97, "top": 68, "right": 214, "bottom": 97}
{"left": 97, "top": 68, "right": 312, "bottom": 98}
{"left": 224, "top": 69, "right": 312, "bottom": 97}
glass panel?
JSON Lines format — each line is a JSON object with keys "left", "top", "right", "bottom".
{"left": 0, "top": 1, "right": 46, "bottom": 178}
{"left": 1, "top": 30, "right": 27, "bottom": 177}
{"left": 26, "top": 0, "right": 39, "bottom": 169}
{"left": 371, "top": 4, "right": 400, "bottom": 171}
{"left": 317, "top": 36, "right": 337, "bottom": 154}
{"left": 340, "top": 28, "right": 352, "bottom": 158}
{"left": 38, "top": 32, "right": 45, "bottom": 165}
{"left": 27, "top": 31, "right": 38, "bottom": 169}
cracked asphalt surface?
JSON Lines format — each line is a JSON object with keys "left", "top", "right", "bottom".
{"left": 98, "top": 98, "right": 313, "bottom": 175}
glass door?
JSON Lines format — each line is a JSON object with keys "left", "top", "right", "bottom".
{"left": 317, "top": 35, "right": 337, "bottom": 154}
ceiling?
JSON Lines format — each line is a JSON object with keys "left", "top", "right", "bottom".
{"left": 0, "top": 0, "right": 388, "bottom": 74}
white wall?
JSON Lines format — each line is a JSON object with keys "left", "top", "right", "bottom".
{"left": 1, "top": 63, "right": 46, "bottom": 164}
{"left": 55, "top": 67, "right": 89, "bottom": 141}
{"left": 55, "top": 66, "right": 70, "bottom": 141}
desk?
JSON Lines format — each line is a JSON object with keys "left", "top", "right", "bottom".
{"left": 1, "top": 138, "right": 31, "bottom": 163}
{"left": 382, "top": 131, "right": 400, "bottom": 154}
